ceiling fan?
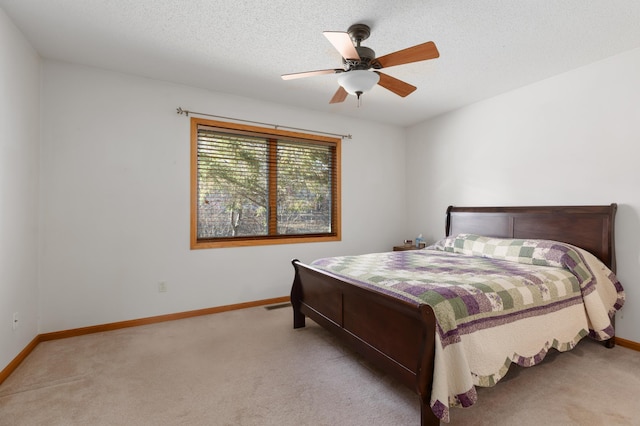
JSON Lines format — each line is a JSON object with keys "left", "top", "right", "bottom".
{"left": 281, "top": 23, "right": 439, "bottom": 105}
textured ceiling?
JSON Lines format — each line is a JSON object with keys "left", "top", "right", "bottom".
{"left": 3, "top": 0, "right": 640, "bottom": 127}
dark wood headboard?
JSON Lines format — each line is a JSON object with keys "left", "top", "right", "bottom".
{"left": 446, "top": 204, "right": 617, "bottom": 272}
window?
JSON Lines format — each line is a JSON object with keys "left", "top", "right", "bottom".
{"left": 191, "top": 117, "right": 341, "bottom": 248}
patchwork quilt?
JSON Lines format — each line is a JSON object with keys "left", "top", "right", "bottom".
{"left": 310, "top": 234, "right": 625, "bottom": 423}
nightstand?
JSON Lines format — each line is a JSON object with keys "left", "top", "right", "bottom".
{"left": 393, "top": 245, "right": 421, "bottom": 251}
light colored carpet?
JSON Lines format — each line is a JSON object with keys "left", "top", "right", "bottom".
{"left": 0, "top": 304, "right": 638, "bottom": 426}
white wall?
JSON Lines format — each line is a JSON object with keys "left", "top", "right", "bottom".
{"left": 406, "top": 47, "right": 640, "bottom": 343}
{"left": 0, "top": 8, "right": 41, "bottom": 370}
{"left": 37, "top": 61, "right": 407, "bottom": 333}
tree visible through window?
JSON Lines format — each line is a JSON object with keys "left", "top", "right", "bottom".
{"left": 191, "top": 118, "right": 341, "bottom": 248}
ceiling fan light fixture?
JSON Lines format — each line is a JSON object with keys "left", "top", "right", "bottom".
{"left": 337, "top": 70, "right": 380, "bottom": 96}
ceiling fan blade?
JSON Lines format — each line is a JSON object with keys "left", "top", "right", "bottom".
{"left": 281, "top": 69, "right": 343, "bottom": 80}
{"left": 329, "top": 86, "right": 348, "bottom": 104}
{"left": 376, "top": 72, "right": 417, "bottom": 97}
{"left": 375, "top": 41, "right": 439, "bottom": 68}
{"left": 323, "top": 31, "right": 360, "bottom": 60}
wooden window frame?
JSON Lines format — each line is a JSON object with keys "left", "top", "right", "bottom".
{"left": 190, "top": 117, "right": 341, "bottom": 249}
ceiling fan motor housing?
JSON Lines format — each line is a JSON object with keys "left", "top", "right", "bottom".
{"left": 345, "top": 46, "right": 377, "bottom": 70}
{"left": 344, "top": 24, "right": 378, "bottom": 70}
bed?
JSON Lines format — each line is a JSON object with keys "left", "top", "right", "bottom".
{"left": 290, "top": 204, "right": 624, "bottom": 425}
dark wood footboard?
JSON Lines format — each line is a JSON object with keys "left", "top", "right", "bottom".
{"left": 291, "top": 259, "right": 440, "bottom": 426}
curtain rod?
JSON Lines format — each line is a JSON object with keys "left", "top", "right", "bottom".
{"left": 176, "top": 107, "right": 352, "bottom": 140}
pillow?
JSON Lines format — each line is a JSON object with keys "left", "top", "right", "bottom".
{"left": 431, "top": 233, "right": 580, "bottom": 269}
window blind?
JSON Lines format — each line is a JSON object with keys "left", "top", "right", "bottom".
{"left": 195, "top": 124, "right": 337, "bottom": 241}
